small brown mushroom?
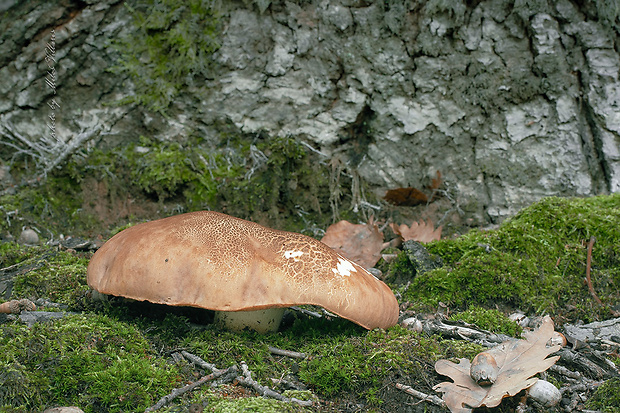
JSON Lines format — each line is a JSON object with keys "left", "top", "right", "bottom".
{"left": 87, "top": 211, "right": 399, "bottom": 333}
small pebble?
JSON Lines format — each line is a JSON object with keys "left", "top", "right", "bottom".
{"left": 18, "top": 228, "right": 39, "bottom": 245}
{"left": 401, "top": 317, "right": 423, "bottom": 332}
{"left": 528, "top": 379, "right": 561, "bottom": 407}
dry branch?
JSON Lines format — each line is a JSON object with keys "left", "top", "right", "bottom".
{"left": 145, "top": 366, "right": 237, "bottom": 412}
{"left": 181, "top": 350, "right": 221, "bottom": 373}
{"left": 558, "top": 348, "right": 614, "bottom": 379}
{"left": 290, "top": 306, "right": 323, "bottom": 319}
{"left": 394, "top": 383, "right": 446, "bottom": 407}
{"left": 268, "top": 346, "right": 306, "bottom": 359}
{"left": 236, "top": 361, "right": 313, "bottom": 407}
{"left": 422, "top": 319, "right": 513, "bottom": 346}
{"left": 175, "top": 351, "right": 314, "bottom": 409}
{"left": 0, "top": 122, "right": 102, "bottom": 194}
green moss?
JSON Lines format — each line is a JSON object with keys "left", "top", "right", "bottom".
{"left": 451, "top": 306, "right": 522, "bottom": 337}
{"left": 67, "top": 133, "right": 336, "bottom": 232}
{"left": 297, "top": 325, "right": 482, "bottom": 405}
{"left": 0, "top": 314, "right": 183, "bottom": 412}
{"left": 381, "top": 250, "right": 417, "bottom": 285}
{"left": 110, "top": 0, "right": 220, "bottom": 113}
{"left": 7, "top": 246, "right": 89, "bottom": 307}
{"left": 586, "top": 378, "right": 620, "bottom": 412}
{"left": 403, "top": 194, "right": 620, "bottom": 320}
{"left": 2, "top": 122, "right": 369, "bottom": 238}
{"left": 207, "top": 396, "right": 307, "bottom": 412}
{"left": 0, "top": 242, "right": 43, "bottom": 268}
{"left": 0, "top": 175, "right": 97, "bottom": 237}
{"left": 155, "top": 386, "right": 315, "bottom": 413}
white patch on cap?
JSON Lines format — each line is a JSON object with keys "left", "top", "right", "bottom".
{"left": 332, "top": 258, "right": 357, "bottom": 277}
{"left": 284, "top": 250, "right": 304, "bottom": 261}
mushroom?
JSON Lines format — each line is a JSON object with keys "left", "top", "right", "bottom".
{"left": 87, "top": 211, "right": 399, "bottom": 333}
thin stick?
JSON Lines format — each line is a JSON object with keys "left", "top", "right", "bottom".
{"left": 394, "top": 383, "right": 446, "bottom": 407}
{"left": 585, "top": 236, "right": 603, "bottom": 305}
{"left": 145, "top": 366, "right": 236, "bottom": 412}
{"left": 268, "top": 346, "right": 306, "bottom": 359}
{"left": 181, "top": 350, "right": 220, "bottom": 373}
{"left": 236, "top": 361, "right": 313, "bottom": 407}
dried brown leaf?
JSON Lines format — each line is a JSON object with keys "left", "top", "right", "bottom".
{"left": 384, "top": 187, "right": 428, "bottom": 206}
{"left": 434, "top": 316, "right": 562, "bottom": 412}
{"left": 321, "top": 220, "right": 384, "bottom": 269}
{"left": 390, "top": 219, "right": 442, "bottom": 243}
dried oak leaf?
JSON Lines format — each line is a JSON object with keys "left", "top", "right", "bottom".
{"left": 434, "top": 316, "right": 562, "bottom": 413}
{"left": 321, "top": 219, "right": 384, "bottom": 269}
{"left": 384, "top": 187, "right": 428, "bottom": 206}
{"left": 384, "top": 171, "right": 442, "bottom": 206}
{"left": 390, "top": 219, "right": 442, "bottom": 243}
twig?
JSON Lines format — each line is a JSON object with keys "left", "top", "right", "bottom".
{"left": 549, "top": 364, "right": 582, "bottom": 381}
{"left": 236, "top": 361, "right": 313, "bottom": 407}
{"left": 145, "top": 366, "right": 237, "bottom": 412}
{"left": 35, "top": 127, "right": 102, "bottom": 181}
{"left": 394, "top": 383, "right": 446, "bottom": 407}
{"left": 268, "top": 346, "right": 306, "bottom": 359}
{"left": 181, "top": 350, "right": 221, "bottom": 373}
{"left": 585, "top": 237, "right": 603, "bottom": 305}
{"left": 560, "top": 380, "right": 604, "bottom": 395}
{"left": 422, "top": 319, "right": 513, "bottom": 346}
{"left": 180, "top": 352, "right": 314, "bottom": 407}
{"left": 558, "top": 348, "right": 611, "bottom": 379}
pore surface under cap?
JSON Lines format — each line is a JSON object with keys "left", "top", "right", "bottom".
{"left": 87, "top": 211, "right": 399, "bottom": 330}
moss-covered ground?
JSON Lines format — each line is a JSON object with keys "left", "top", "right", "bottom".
{"left": 0, "top": 130, "right": 371, "bottom": 241}
{"left": 397, "top": 194, "right": 620, "bottom": 322}
{"left": 0, "top": 242, "right": 485, "bottom": 412}
{"left": 0, "top": 191, "right": 619, "bottom": 411}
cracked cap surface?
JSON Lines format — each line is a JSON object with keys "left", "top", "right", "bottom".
{"left": 87, "top": 211, "right": 399, "bottom": 330}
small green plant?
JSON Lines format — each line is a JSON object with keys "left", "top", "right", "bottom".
{"left": 451, "top": 306, "right": 522, "bottom": 337}
{"left": 110, "top": 0, "right": 220, "bottom": 113}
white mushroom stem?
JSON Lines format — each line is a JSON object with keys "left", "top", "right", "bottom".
{"left": 214, "top": 308, "right": 286, "bottom": 334}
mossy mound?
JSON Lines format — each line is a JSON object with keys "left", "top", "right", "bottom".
{"left": 398, "top": 194, "right": 620, "bottom": 321}
{"left": 0, "top": 313, "right": 183, "bottom": 411}
{"left": 586, "top": 377, "right": 620, "bottom": 412}
{"left": 0, "top": 244, "right": 479, "bottom": 412}
{"left": 1, "top": 130, "right": 371, "bottom": 240}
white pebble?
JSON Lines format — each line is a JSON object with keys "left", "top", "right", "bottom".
{"left": 401, "top": 317, "right": 423, "bottom": 332}
{"left": 18, "top": 228, "right": 39, "bottom": 245}
{"left": 528, "top": 379, "right": 561, "bottom": 407}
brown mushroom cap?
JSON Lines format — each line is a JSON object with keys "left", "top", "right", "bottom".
{"left": 87, "top": 211, "right": 399, "bottom": 330}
